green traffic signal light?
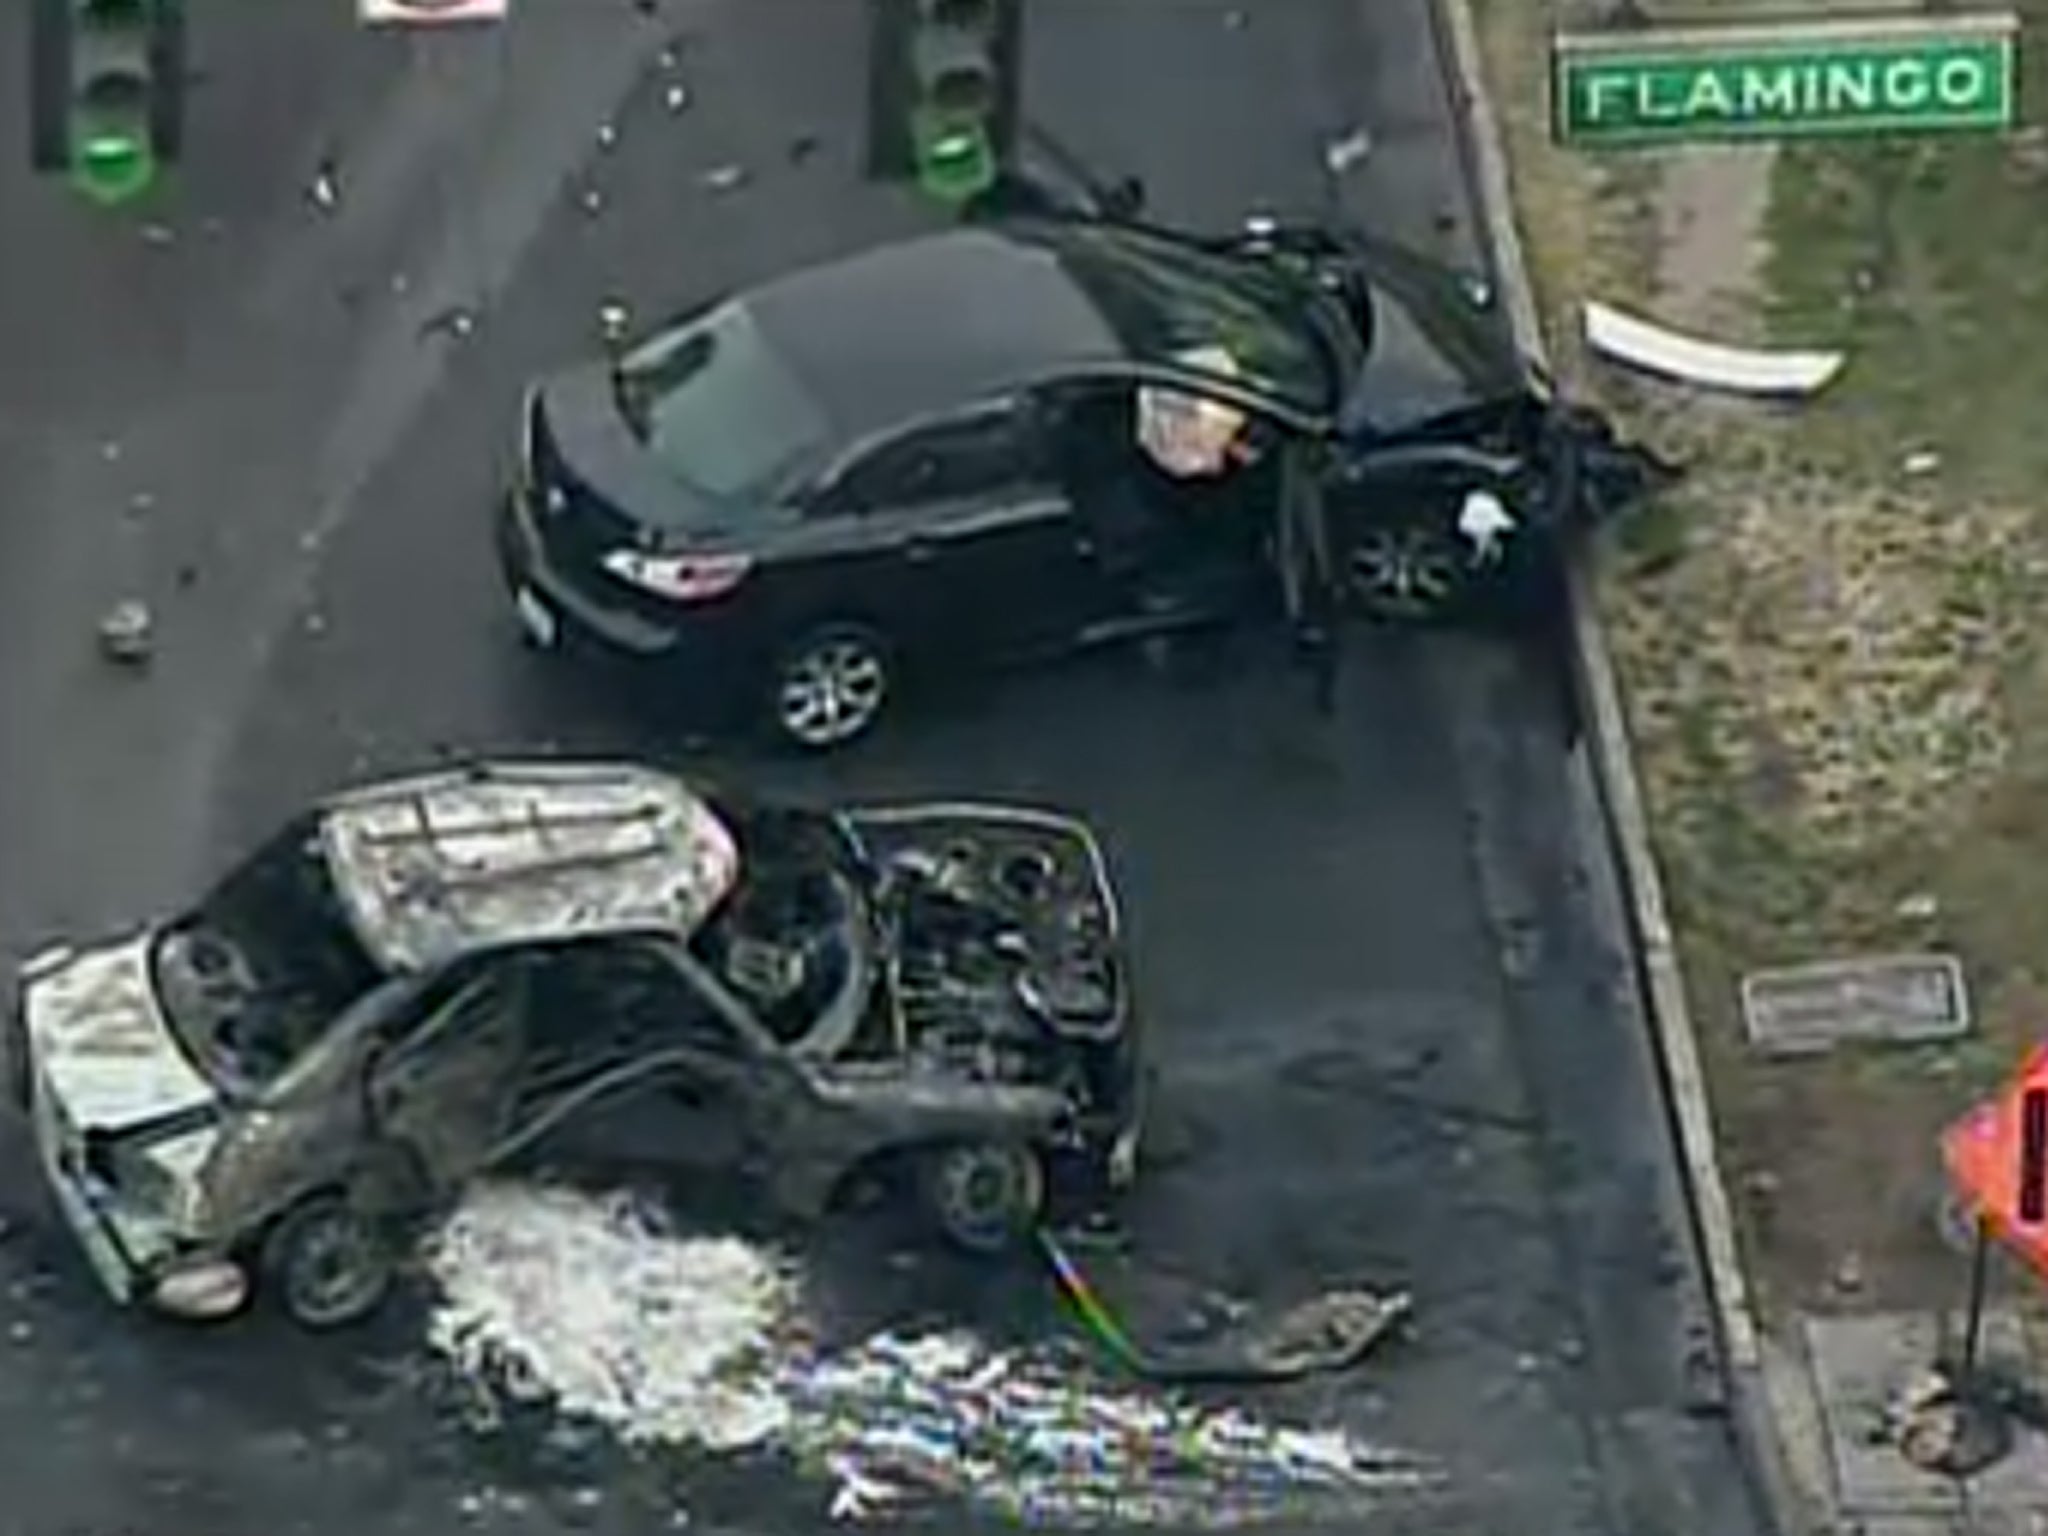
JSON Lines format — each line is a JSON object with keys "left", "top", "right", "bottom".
{"left": 72, "top": 127, "right": 155, "bottom": 203}
{"left": 911, "top": 109, "right": 995, "bottom": 205}
{"left": 67, "top": 62, "right": 156, "bottom": 203}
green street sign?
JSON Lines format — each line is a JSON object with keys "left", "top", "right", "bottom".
{"left": 1553, "top": 13, "right": 2020, "bottom": 147}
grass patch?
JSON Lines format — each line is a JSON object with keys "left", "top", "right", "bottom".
{"left": 1480, "top": 0, "right": 2048, "bottom": 1312}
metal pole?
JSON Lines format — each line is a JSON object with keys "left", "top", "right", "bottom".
{"left": 1959, "top": 1212, "right": 1992, "bottom": 1388}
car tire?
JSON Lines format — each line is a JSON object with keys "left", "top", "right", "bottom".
{"left": 260, "top": 1192, "right": 399, "bottom": 1331}
{"left": 768, "top": 624, "right": 893, "bottom": 752}
{"left": 920, "top": 1141, "right": 1046, "bottom": 1256}
{"left": 1345, "top": 514, "right": 1478, "bottom": 623}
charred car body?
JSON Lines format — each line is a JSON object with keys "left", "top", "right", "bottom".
{"left": 4, "top": 761, "right": 1141, "bottom": 1329}
{"left": 499, "top": 202, "right": 1675, "bottom": 748}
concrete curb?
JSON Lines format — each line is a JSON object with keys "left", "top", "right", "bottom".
{"left": 1426, "top": 3, "right": 1806, "bottom": 1532}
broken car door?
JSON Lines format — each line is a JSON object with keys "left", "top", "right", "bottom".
{"left": 510, "top": 939, "right": 757, "bottom": 1174}
{"left": 364, "top": 958, "right": 529, "bottom": 1192}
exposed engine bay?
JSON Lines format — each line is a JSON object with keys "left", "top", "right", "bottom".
{"left": 851, "top": 808, "right": 1128, "bottom": 1089}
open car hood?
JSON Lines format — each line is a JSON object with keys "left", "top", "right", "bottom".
{"left": 19, "top": 934, "right": 217, "bottom": 1133}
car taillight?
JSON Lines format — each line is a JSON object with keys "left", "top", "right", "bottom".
{"left": 599, "top": 548, "right": 754, "bottom": 603}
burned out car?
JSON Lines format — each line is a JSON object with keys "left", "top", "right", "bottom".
{"left": 4, "top": 761, "right": 1141, "bottom": 1329}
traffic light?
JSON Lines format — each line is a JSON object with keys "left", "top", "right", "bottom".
{"left": 866, "top": 0, "right": 1020, "bottom": 209}
{"left": 28, "top": 0, "right": 185, "bottom": 205}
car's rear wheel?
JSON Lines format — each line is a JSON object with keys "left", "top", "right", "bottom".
{"left": 260, "top": 1192, "right": 398, "bottom": 1331}
{"left": 920, "top": 1141, "right": 1046, "bottom": 1255}
{"left": 769, "top": 624, "right": 892, "bottom": 751}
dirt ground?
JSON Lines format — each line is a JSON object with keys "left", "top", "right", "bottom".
{"left": 1471, "top": 0, "right": 2048, "bottom": 1324}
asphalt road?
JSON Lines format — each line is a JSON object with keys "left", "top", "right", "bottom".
{"left": 0, "top": 2, "right": 1761, "bottom": 1533}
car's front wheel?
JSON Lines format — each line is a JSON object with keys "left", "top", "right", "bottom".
{"left": 920, "top": 1141, "right": 1046, "bottom": 1255}
{"left": 768, "top": 624, "right": 893, "bottom": 751}
{"left": 1347, "top": 517, "right": 1475, "bottom": 622}
{"left": 260, "top": 1193, "right": 399, "bottom": 1331}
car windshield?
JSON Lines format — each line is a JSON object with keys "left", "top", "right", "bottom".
{"left": 150, "top": 814, "right": 386, "bottom": 1091}
{"left": 614, "top": 301, "right": 834, "bottom": 500}
{"left": 1027, "top": 223, "right": 1343, "bottom": 417}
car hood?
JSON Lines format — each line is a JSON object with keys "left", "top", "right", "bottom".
{"left": 537, "top": 362, "right": 733, "bottom": 541}
{"left": 846, "top": 804, "right": 1128, "bottom": 1046}
{"left": 19, "top": 933, "right": 217, "bottom": 1133}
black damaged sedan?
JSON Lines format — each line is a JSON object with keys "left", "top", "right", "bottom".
{"left": 498, "top": 211, "right": 1670, "bottom": 749}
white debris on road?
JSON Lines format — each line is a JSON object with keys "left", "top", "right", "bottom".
{"left": 422, "top": 1182, "right": 1435, "bottom": 1527}
{"left": 424, "top": 1184, "right": 797, "bottom": 1452}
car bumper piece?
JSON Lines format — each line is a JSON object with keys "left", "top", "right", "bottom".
{"left": 28, "top": 1073, "right": 237, "bottom": 1317}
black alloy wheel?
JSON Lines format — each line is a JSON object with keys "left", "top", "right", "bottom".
{"left": 1347, "top": 518, "right": 1469, "bottom": 620}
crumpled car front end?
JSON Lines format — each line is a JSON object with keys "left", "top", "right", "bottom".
{"left": 1536, "top": 399, "right": 1686, "bottom": 535}
{"left": 11, "top": 938, "right": 251, "bottom": 1321}
{"left": 846, "top": 803, "right": 1145, "bottom": 1209}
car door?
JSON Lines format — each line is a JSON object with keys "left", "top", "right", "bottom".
{"left": 508, "top": 940, "right": 764, "bottom": 1176}
{"left": 364, "top": 958, "right": 529, "bottom": 1191}
{"left": 790, "top": 400, "right": 1102, "bottom": 664}
{"left": 1040, "top": 375, "right": 1282, "bottom": 630}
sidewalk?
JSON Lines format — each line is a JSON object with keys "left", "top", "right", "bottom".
{"left": 1438, "top": 0, "right": 2048, "bottom": 1532}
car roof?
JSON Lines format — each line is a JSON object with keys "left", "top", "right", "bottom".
{"left": 317, "top": 761, "right": 740, "bottom": 974}
{"left": 744, "top": 227, "right": 1127, "bottom": 442}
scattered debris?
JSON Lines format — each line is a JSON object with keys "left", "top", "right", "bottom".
{"left": 419, "top": 305, "right": 477, "bottom": 341}
{"left": 126, "top": 491, "right": 155, "bottom": 518}
{"left": 1322, "top": 128, "right": 1373, "bottom": 176}
{"left": 1877, "top": 1366, "right": 2014, "bottom": 1477}
{"left": 1831, "top": 1250, "right": 1864, "bottom": 1295}
{"left": 100, "top": 440, "right": 122, "bottom": 463}
{"left": 1583, "top": 299, "right": 1845, "bottom": 397}
{"left": 1902, "top": 449, "right": 1942, "bottom": 477}
{"left": 1223, "top": 8, "right": 1247, "bottom": 27}
{"left": 1039, "top": 1228, "right": 1407, "bottom": 1383}
{"left": 97, "top": 601, "right": 153, "bottom": 664}
{"left": 309, "top": 158, "right": 341, "bottom": 213}
{"left": 424, "top": 1183, "right": 1437, "bottom": 1527}
{"left": 701, "top": 163, "right": 746, "bottom": 192}
{"left": 1454, "top": 488, "right": 1515, "bottom": 564}
{"left": 1895, "top": 891, "right": 1941, "bottom": 921}
{"left": 140, "top": 222, "right": 174, "bottom": 248}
